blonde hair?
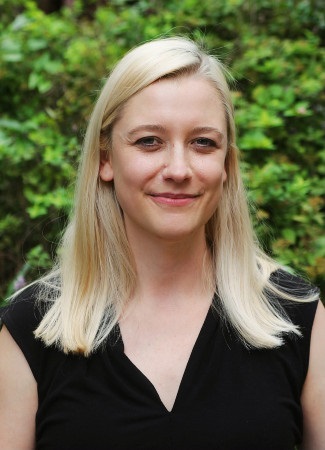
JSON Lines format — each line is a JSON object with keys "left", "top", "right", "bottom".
{"left": 34, "top": 37, "right": 317, "bottom": 355}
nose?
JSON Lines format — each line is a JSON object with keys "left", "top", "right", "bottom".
{"left": 162, "top": 145, "right": 192, "bottom": 182}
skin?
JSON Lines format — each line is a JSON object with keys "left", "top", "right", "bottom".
{"left": 300, "top": 301, "right": 325, "bottom": 449}
{"left": 0, "top": 326, "right": 37, "bottom": 449}
{"left": 0, "top": 75, "right": 324, "bottom": 447}
{"left": 100, "top": 76, "right": 228, "bottom": 245}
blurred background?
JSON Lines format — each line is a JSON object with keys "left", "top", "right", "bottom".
{"left": 0, "top": 0, "right": 324, "bottom": 303}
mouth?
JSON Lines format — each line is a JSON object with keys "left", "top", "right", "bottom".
{"left": 151, "top": 192, "right": 199, "bottom": 198}
{"left": 148, "top": 192, "right": 201, "bottom": 206}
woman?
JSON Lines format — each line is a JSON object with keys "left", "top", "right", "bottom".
{"left": 0, "top": 37, "right": 324, "bottom": 450}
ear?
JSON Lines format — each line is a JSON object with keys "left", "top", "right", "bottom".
{"left": 99, "top": 152, "right": 114, "bottom": 181}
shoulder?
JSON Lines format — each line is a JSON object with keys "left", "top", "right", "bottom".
{"left": 269, "top": 268, "right": 319, "bottom": 299}
{"left": 0, "top": 283, "right": 47, "bottom": 381}
{"left": 0, "top": 283, "right": 45, "bottom": 343}
{"left": 1, "top": 283, "right": 42, "bottom": 324}
{"left": 268, "top": 268, "right": 319, "bottom": 332}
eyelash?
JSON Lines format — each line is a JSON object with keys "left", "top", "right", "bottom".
{"left": 134, "top": 137, "right": 161, "bottom": 148}
{"left": 193, "top": 138, "right": 217, "bottom": 148}
{"left": 134, "top": 136, "right": 218, "bottom": 151}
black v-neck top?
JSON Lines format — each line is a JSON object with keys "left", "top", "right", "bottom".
{"left": 0, "top": 270, "right": 319, "bottom": 450}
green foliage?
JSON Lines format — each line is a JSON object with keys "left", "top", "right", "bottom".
{"left": 0, "top": 0, "right": 324, "bottom": 303}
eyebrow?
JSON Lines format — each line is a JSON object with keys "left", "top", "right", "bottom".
{"left": 126, "top": 125, "right": 225, "bottom": 140}
{"left": 126, "top": 124, "right": 166, "bottom": 138}
{"left": 191, "top": 127, "right": 225, "bottom": 140}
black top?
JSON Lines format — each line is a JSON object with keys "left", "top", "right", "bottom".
{"left": 0, "top": 270, "right": 319, "bottom": 450}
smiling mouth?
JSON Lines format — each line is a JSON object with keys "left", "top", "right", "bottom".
{"left": 150, "top": 192, "right": 200, "bottom": 198}
{"left": 148, "top": 192, "right": 201, "bottom": 206}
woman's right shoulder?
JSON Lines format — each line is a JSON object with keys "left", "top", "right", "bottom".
{"left": 0, "top": 282, "right": 53, "bottom": 381}
{"left": 1, "top": 283, "right": 44, "bottom": 331}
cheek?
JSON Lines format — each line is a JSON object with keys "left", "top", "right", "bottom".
{"left": 118, "top": 157, "right": 160, "bottom": 188}
{"left": 112, "top": 162, "right": 148, "bottom": 207}
{"left": 199, "top": 163, "right": 226, "bottom": 187}
{"left": 113, "top": 157, "right": 139, "bottom": 183}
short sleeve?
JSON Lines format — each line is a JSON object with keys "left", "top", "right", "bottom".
{"left": 0, "top": 284, "right": 45, "bottom": 381}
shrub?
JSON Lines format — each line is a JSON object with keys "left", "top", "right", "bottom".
{"left": 0, "top": 0, "right": 324, "bottom": 303}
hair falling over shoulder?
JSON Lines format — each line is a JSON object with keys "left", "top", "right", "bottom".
{"left": 31, "top": 37, "right": 318, "bottom": 355}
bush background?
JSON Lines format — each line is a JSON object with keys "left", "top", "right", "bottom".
{"left": 0, "top": 0, "right": 324, "bottom": 304}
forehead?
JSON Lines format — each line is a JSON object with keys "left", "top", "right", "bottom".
{"left": 114, "top": 75, "right": 226, "bottom": 131}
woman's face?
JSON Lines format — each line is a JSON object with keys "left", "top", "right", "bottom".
{"left": 100, "top": 75, "right": 228, "bottom": 244}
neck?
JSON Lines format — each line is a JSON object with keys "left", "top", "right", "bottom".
{"left": 126, "top": 228, "right": 213, "bottom": 308}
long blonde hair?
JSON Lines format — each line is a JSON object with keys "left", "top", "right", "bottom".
{"left": 34, "top": 37, "right": 317, "bottom": 355}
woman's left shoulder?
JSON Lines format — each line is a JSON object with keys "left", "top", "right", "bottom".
{"left": 269, "top": 268, "right": 320, "bottom": 301}
{"left": 269, "top": 268, "right": 320, "bottom": 332}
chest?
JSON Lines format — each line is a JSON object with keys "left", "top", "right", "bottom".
{"left": 119, "top": 306, "right": 209, "bottom": 412}
{"left": 36, "top": 314, "right": 305, "bottom": 450}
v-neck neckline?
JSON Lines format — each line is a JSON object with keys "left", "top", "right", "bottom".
{"left": 113, "top": 306, "right": 217, "bottom": 413}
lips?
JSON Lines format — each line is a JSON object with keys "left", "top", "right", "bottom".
{"left": 148, "top": 192, "right": 200, "bottom": 206}
{"left": 151, "top": 192, "right": 199, "bottom": 198}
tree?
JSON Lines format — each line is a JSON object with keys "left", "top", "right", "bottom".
{"left": 0, "top": 0, "right": 324, "bottom": 303}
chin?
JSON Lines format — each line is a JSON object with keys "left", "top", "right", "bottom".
{"left": 153, "top": 226, "right": 205, "bottom": 243}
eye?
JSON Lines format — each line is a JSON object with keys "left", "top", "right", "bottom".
{"left": 134, "top": 136, "right": 161, "bottom": 149}
{"left": 192, "top": 138, "right": 218, "bottom": 150}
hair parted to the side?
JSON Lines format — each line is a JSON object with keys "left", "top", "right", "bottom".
{"left": 33, "top": 36, "right": 318, "bottom": 355}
